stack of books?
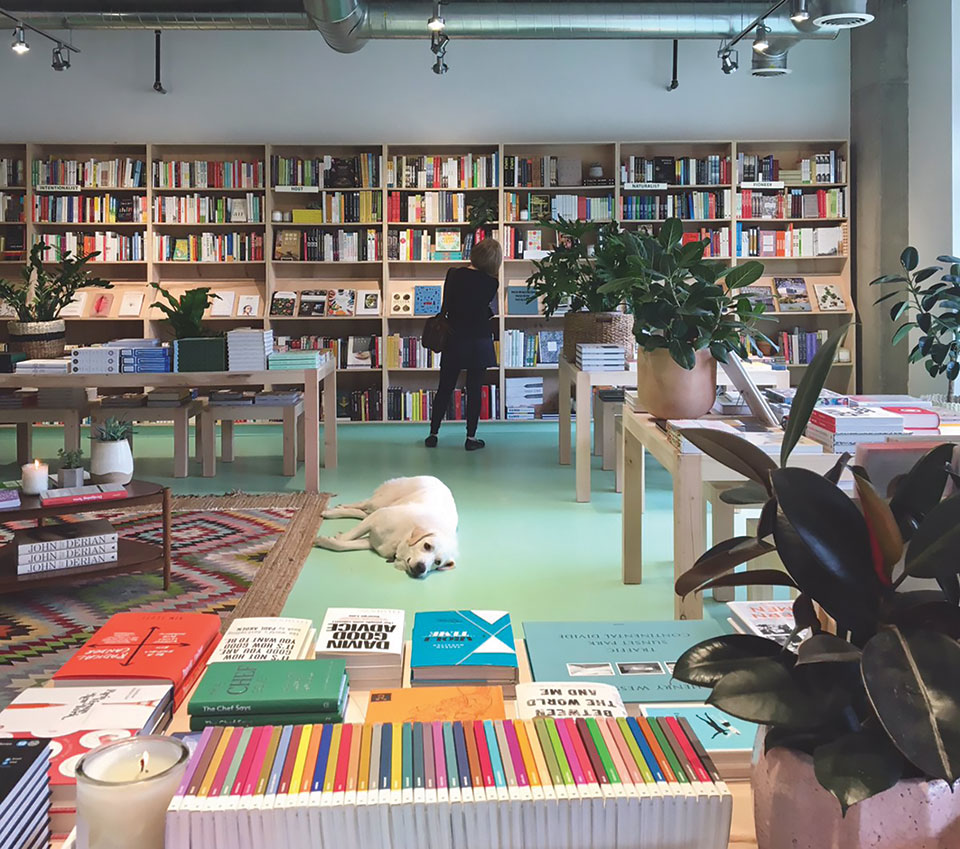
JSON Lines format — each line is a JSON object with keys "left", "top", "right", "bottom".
{"left": 166, "top": 716, "right": 733, "bottom": 849}
{"left": 37, "top": 387, "right": 86, "bottom": 409}
{"left": 0, "top": 738, "right": 52, "bottom": 849}
{"left": 38, "top": 483, "right": 128, "bottom": 507}
{"left": 208, "top": 389, "right": 253, "bottom": 406}
{"left": 14, "top": 359, "right": 69, "bottom": 375}
{"left": 99, "top": 392, "right": 147, "bottom": 408}
{"left": 727, "top": 600, "right": 807, "bottom": 650}
{"left": 119, "top": 344, "right": 171, "bottom": 374}
{"left": 804, "top": 406, "right": 904, "bottom": 452}
{"left": 147, "top": 387, "right": 196, "bottom": 407}
{"left": 14, "top": 518, "right": 118, "bottom": 576}
{"left": 187, "top": 658, "right": 349, "bottom": 731}
{"left": 664, "top": 419, "right": 741, "bottom": 454}
{"left": 267, "top": 349, "right": 328, "bottom": 370}
{"left": 207, "top": 616, "right": 317, "bottom": 664}
{"left": 411, "top": 610, "right": 519, "bottom": 696}
{"left": 227, "top": 328, "right": 273, "bottom": 371}
{"left": 0, "top": 488, "right": 21, "bottom": 510}
{"left": 575, "top": 343, "right": 626, "bottom": 372}
{"left": 506, "top": 377, "right": 543, "bottom": 421}
{"left": 69, "top": 346, "right": 120, "bottom": 374}
{"left": 0, "top": 389, "right": 33, "bottom": 408}
{"left": 317, "top": 607, "right": 405, "bottom": 689}
{"left": 255, "top": 390, "right": 302, "bottom": 406}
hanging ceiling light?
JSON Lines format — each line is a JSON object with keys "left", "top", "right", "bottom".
{"left": 427, "top": 1, "right": 445, "bottom": 32}
{"left": 51, "top": 42, "right": 69, "bottom": 70}
{"left": 790, "top": 0, "right": 811, "bottom": 22}
{"left": 11, "top": 23, "right": 28, "bottom": 54}
{"left": 432, "top": 56, "right": 448, "bottom": 75}
{"left": 720, "top": 49, "right": 739, "bottom": 75}
{"left": 752, "top": 22, "right": 770, "bottom": 53}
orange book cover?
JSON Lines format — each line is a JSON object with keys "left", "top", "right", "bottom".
{"left": 364, "top": 685, "right": 506, "bottom": 724}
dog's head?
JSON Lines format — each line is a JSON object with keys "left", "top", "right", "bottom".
{"left": 396, "top": 526, "right": 457, "bottom": 578}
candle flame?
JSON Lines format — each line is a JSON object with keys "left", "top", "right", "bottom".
{"left": 33, "top": 460, "right": 40, "bottom": 469}
{"left": 139, "top": 751, "right": 149, "bottom": 775}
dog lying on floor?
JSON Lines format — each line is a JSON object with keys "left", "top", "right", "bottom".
{"left": 315, "top": 475, "right": 458, "bottom": 578}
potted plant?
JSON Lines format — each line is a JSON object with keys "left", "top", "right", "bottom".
{"left": 149, "top": 283, "right": 225, "bottom": 372}
{"left": 672, "top": 326, "right": 960, "bottom": 848}
{"left": 0, "top": 243, "right": 111, "bottom": 359}
{"left": 57, "top": 448, "right": 84, "bottom": 488}
{"left": 597, "top": 218, "right": 768, "bottom": 418}
{"left": 871, "top": 246, "right": 960, "bottom": 401}
{"left": 90, "top": 417, "right": 134, "bottom": 485}
{"left": 525, "top": 218, "right": 633, "bottom": 361}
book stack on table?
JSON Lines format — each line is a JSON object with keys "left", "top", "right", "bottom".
{"left": 804, "top": 406, "right": 904, "bottom": 453}
{"left": 0, "top": 389, "right": 34, "bottom": 408}
{"left": 37, "top": 387, "right": 86, "bottom": 409}
{"left": 110, "top": 339, "right": 171, "bottom": 374}
{"left": 0, "top": 738, "right": 52, "bottom": 849}
{"left": 208, "top": 389, "right": 254, "bottom": 406}
{"left": 227, "top": 328, "right": 274, "bottom": 372}
{"left": 267, "top": 350, "right": 328, "bottom": 370}
{"left": 255, "top": 390, "right": 303, "bottom": 406}
{"left": 13, "top": 518, "right": 118, "bottom": 576}
{"left": 575, "top": 344, "right": 626, "bottom": 372}
{"left": 317, "top": 608, "right": 405, "bottom": 689}
{"left": 147, "top": 387, "right": 197, "bottom": 408}
{"left": 15, "top": 359, "right": 69, "bottom": 375}
{"left": 69, "top": 347, "right": 120, "bottom": 375}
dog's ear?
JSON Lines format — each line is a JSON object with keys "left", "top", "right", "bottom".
{"left": 406, "top": 526, "right": 430, "bottom": 547}
{"left": 437, "top": 560, "right": 456, "bottom": 571}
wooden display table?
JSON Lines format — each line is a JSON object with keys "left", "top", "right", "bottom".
{"left": 0, "top": 480, "right": 171, "bottom": 593}
{"left": 558, "top": 357, "right": 637, "bottom": 503}
{"left": 0, "top": 364, "right": 337, "bottom": 493}
{"left": 200, "top": 399, "right": 305, "bottom": 478}
{"left": 2, "top": 404, "right": 90, "bottom": 466}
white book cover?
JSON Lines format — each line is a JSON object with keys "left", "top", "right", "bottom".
{"left": 207, "top": 617, "right": 313, "bottom": 663}
{"left": 727, "top": 600, "right": 808, "bottom": 649}
{"left": 515, "top": 682, "right": 627, "bottom": 720}
{"left": 236, "top": 294, "right": 260, "bottom": 317}
{"left": 118, "top": 291, "right": 145, "bottom": 317}
{"left": 210, "top": 291, "right": 236, "bottom": 317}
{"left": 317, "top": 608, "right": 404, "bottom": 660}
{"left": 60, "top": 292, "right": 87, "bottom": 318}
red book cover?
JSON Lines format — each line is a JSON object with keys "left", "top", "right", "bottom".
{"left": 52, "top": 612, "right": 221, "bottom": 705}
{"left": 39, "top": 488, "right": 129, "bottom": 507}
{"left": 878, "top": 406, "right": 940, "bottom": 430}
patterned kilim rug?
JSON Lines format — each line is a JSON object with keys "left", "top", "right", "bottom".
{"left": 0, "top": 491, "right": 329, "bottom": 707}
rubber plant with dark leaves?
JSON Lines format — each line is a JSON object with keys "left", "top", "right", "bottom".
{"left": 672, "top": 323, "right": 960, "bottom": 814}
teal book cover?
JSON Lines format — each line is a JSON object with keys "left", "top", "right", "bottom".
{"left": 411, "top": 611, "right": 517, "bottom": 671}
{"left": 522, "top": 620, "right": 729, "bottom": 703}
{"left": 641, "top": 704, "right": 758, "bottom": 756}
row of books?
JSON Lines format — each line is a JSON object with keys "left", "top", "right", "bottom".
{"left": 620, "top": 190, "right": 729, "bottom": 222}
{"left": 387, "top": 228, "right": 481, "bottom": 262}
{"left": 337, "top": 388, "right": 383, "bottom": 421}
{"left": 0, "top": 232, "right": 23, "bottom": 260}
{"left": 166, "top": 714, "right": 732, "bottom": 849}
{"left": 153, "top": 193, "right": 264, "bottom": 224}
{"left": 13, "top": 518, "right": 118, "bottom": 575}
{"left": 0, "top": 157, "right": 25, "bottom": 188}
{"left": 736, "top": 150, "right": 846, "bottom": 184}
{"left": 152, "top": 160, "right": 265, "bottom": 189}
{"left": 503, "top": 192, "right": 614, "bottom": 223}
{"left": 678, "top": 228, "right": 731, "bottom": 258}
{"left": 271, "top": 154, "right": 381, "bottom": 190}
{"left": 576, "top": 344, "right": 626, "bottom": 372}
{"left": 501, "top": 330, "right": 563, "bottom": 367}
{"left": 309, "top": 335, "right": 381, "bottom": 369}
{"left": 387, "top": 191, "right": 472, "bottom": 224}
{"left": 156, "top": 232, "right": 265, "bottom": 263}
{"left": 0, "top": 192, "right": 23, "bottom": 223}
{"left": 33, "top": 193, "right": 145, "bottom": 224}
{"left": 36, "top": 231, "right": 145, "bottom": 262}
{"left": 385, "top": 335, "right": 439, "bottom": 370}
{"left": 386, "top": 153, "right": 499, "bottom": 190}
{"left": 502, "top": 226, "right": 546, "bottom": 260}
{"left": 274, "top": 228, "right": 381, "bottom": 262}
{"left": 737, "top": 187, "right": 845, "bottom": 220}
{"left": 735, "top": 223, "right": 845, "bottom": 258}
{"left": 502, "top": 154, "right": 590, "bottom": 189}
{"left": 32, "top": 157, "right": 146, "bottom": 189}
{"left": 270, "top": 288, "right": 382, "bottom": 318}
{"left": 288, "top": 191, "right": 383, "bottom": 224}
{"left": 386, "top": 386, "right": 500, "bottom": 423}
{"left": 621, "top": 154, "right": 730, "bottom": 187}
{"left": 777, "top": 328, "right": 830, "bottom": 365}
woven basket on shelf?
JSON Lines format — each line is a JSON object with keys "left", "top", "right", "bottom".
{"left": 561, "top": 311, "right": 633, "bottom": 362}
{"left": 6, "top": 319, "right": 66, "bottom": 360}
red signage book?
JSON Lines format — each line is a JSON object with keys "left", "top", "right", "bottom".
{"left": 51, "top": 612, "right": 222, "bottom": 708}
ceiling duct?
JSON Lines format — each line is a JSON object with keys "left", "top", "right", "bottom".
{"left": 751, "top": 39, "right": 794, "bottom": 76}
{"left": 303, "top": 0, "right": 365, "bottom": 52}
{"left": 810, "top": 0, "right": 874, "bottom": 28}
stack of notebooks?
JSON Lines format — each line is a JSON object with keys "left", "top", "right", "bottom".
{"left": 187, "top": 658, "right": 349, "bottom": 731}
{"left": 37, "top": 387, "right": 86, "bottom": 409}
{"left": 208, "top": 389, "right": 254, "bottom": 406}
{"left": 411, "top": 611, "right": 519, "bottom": 697}
{"left": 0, "top": 389, "right": 33, "bottom": 408}
{"left": 227, "top": 328, "right": 274, "bottom": 371}
{"left": 0, "top": 738, "right": 52, "bottom": 849}
{"left": 166, "top": 716, "right": 732, "bottom": 849}
{"left": 14, "top": 359, "right": 69, "bottom": 375}
{"left": 107, "top": 339, "right": 172, "bottom": 373}
{"left": 147, "top": 387, "right": 197, "bottom": 407}
{"left": 268, "top": 350, "right": 327, "bottom": 370}
{"left": 208, "top": 616, "right": 318, "bottom": 664}
{"left": 255, "top": 390, "right": 303, "bottom": 406}
{"left": 804, "top": 406, "right": 904, "bottom": 452}
{"left": 575, "top": 344, "right": 626, "bottom": 372}
{"left": 69, "top": 346, "right": 120, "bottom": 374}
{"left": 99, "top": 392, "right": 147, "bottom": 408}
{"left": 317, "top": 608, "right": 405, "bottom": 689}
{"left": 505, "top": 377, "right": 543, "bottom": 421}
{"left": 13, "top": 518, "right": 117, "bottom": 576}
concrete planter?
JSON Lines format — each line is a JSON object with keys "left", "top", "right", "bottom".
{"left": 90, "top": 439, "right": 133, "bottom": 485}
{"left": 58, "top": 467, "right": 84, "bottom": 488}
{"left": 754, "top": 745, "right": 960, "bottom": 849}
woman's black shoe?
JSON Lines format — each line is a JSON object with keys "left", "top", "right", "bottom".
{"left": 465, "top": 437, "right": 485, "bottom": 451}
{"left": 424, "top": 433, "right": 438, "bottom": 448}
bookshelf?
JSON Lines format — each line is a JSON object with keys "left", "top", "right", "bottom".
{"left": 0, "top": 139, "right": 855, "bottom": 420}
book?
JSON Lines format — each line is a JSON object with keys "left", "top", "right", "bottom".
{"left": 297, "top": 289, "right": 328, "bottom": 317}
{"left": 270, "top": 290, "right": 298, "bottom": 316}
{"left": 875, "top": 405, "right": 940, "bottom": 430}
{"left": 355, "top": 289, "right": 381, "bottom": 316}
{"left": 326, "top": 288, "right": 356, "bottom": 317}
{"left": 188, "top": 658, "right": 348, "bottom": 717}
{"left": 90, "top": 292, "right": 114, "bottom": 318}
{"left": 435, "top": 229, "right": 461, "bottom": 252}
{"left": 413, "top": 285, "right": 442, "bottom": 316}
{"left": 209, "top": 290, "right": 236, "bottom": 317}
{"left": 773, "top": 277, "right": 811, "bottom": 311}
{"left": 0, "top": 737, "right": 51, "bottom": 846}
{"left": 410, "top": 611, "right": 519, "bottom": 692}
{"left": 807, "top": 406, "right": 904, "bottom": 434}
{"left": 0, "top": 489, "right": 20, "bottom": 510}
{"left": 537, "top": 330, "right": 564, "bottom": 365}
{"left": 506, "top": 286, "right": 539, "bottom": 316}
{"left": 59, "top": 292, "right": 86, "bottom": 318}
{"left": 38, "top": 484, "right": 128, "bottom": 507}
{"left": 813, "top": 281, "right": 846, "bottom": 311}
{"left": 522, "top": 620, "right": 728, "bottom": 703}
{"left": 514, "top": 682, "right": 627, "bottom": 720}
{"left": 739, "top": 283, "right": 776, "bottom": 310}
{"left": 365, "top": 686, "right": 506, "bottom": 724}
{"left": 390, "top": 289, "right": 414, "bottom": 315}
{"left": 316, "top": 607, "right": 404, "bottom": 689}
{"left": 206, "top": 616, "right": 315, "bottom": 664}
{"left": 274, "top": 229, "right": 301, "bottom": 261}
{"left": 727, "top": 600, "right": 807, "bottom": 649}
{"left": 117, "top": 291, "right": 144, "bottom": 317}
{"left": 236, "top": 294, "right": 260, "bottom": 317}
{"left": 52, "top": 612, "right": 221, "bottom": 708}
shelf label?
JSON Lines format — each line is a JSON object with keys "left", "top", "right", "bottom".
{"left": 274, "top": 185, "right": 320, "bottom": 193}
{"left": 622, "top": 182, "right": 668, "bottom": 191}
{"left": 35, "top": 184, "right": 81, "bottom": 192}
{"left": 740, "top": 181, "right": 785, "bottom": 190}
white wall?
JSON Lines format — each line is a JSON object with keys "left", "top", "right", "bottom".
{"left": 0, "top": 30, "right": 850, "bottom": 143}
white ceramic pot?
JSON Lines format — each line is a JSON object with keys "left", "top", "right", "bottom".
{"left": 754, "top": 745, "right": 960, "bottom": 849}
{"left": 90, "top": 439, "right": 134, "bottom": 485}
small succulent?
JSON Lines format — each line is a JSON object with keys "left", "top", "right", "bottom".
{"left": 57, "top": 448, "right": 84, "bottom": 469}
{"left": 93, "top": 417, "right": 133, "bottom": 442}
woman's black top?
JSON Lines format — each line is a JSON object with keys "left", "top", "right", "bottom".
{"left": 439, "top": 266, "right": 499, "bottom": 369}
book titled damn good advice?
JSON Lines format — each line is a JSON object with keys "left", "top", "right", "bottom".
{"left": 522, "top": 619, "right": 729, "bottom": 703}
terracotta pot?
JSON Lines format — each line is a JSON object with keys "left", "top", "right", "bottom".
{"left": 635, "top": 347, "right": 717, "bottom": 419}
{"left": 754, "top": 745, "right": 960, "bottom": 849}
{"left": 90, "top": 439, "right": 134, "bottom": 485}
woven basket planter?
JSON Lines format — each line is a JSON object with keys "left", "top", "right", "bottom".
{"left": 7, "top": 319, "right": 66, "bottom": 359}
{"left": 561, "top": 311, "right": 633, "bottom": 361}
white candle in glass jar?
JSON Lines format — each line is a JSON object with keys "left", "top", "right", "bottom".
{"left": 20, "top": 460, "right": 48, "bottom": 495}
{"left": 75, "top": 736, "right": 190, "bottom": 849}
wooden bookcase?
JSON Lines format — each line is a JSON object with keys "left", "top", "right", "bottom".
{"left": 0, "top": 139, "right": 855, "bottom": 420}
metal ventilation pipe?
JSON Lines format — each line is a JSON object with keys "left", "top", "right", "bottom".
{"left": 303, "top": 0, "right": 366, "bottom": 52}
{"left": 751, "top": 38, "right": 796, "bottom": 76}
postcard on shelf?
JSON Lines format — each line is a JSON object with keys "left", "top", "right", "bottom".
{"left": 60, "top": 292, "right": 87, "bottom": 318}
{"left": 117, "top": 291, "right": 144, "bottom": 318}
{"left": 390, "top": 289, "right": 414, "bottom": 316}
{"left": 435, "top": 229, "right": 462, "bottom": 253}
{"left": 514, "top": 682, "right": 627, "bottom": 720}
{"left": 813, "top": 282, "right": 847, "bottom": 311}
{"left": 270, "top": 290, "right": 298, "bottom": 317}
{"left": 209, "top": 290, "right": 235, "bottom": 317}
{"left": 297, "top": 290, "right": 328, "bottom": 317}
{"left": 413, "top": 284, "right": 443, "bottom": 316}
{"left": 90, "top": 293, "right": 114, "bottom": 318}
{"left": 236, "top": 294, "right": 260, "bottom": 317}
{"left": 326, "top": 289, "right": 356, "bottom": 317}
{"left": 774, "top": 277, "right": 812, "bottom": 312}
{"left": 355, "top": 289, "right": 381, "bottom": 316}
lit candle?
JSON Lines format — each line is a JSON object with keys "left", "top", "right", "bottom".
{"left": 75, "top": 736, "right": 189, "bottom": 849}
{"left": 20, "top": 460, "right": 48, "bottom": 496}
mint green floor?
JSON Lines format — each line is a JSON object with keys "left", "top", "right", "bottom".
{"left": 1, "top": 422, "right": 721, "bottom": 634}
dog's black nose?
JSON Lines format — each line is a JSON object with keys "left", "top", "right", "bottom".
{"left": 410, "top": 564, "right": 426, "bottom": 578}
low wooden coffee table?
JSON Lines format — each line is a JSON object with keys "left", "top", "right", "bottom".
{"left": 0, "top": 480, "right": 171, "bottom": 593}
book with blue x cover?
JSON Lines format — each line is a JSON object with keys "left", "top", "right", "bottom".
{"left": 410, "top": 610, "right": 519, "bottom": 691}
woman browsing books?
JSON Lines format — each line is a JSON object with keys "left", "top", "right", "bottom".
{"left": 425, "top": 238, "right": 502, "bottom": 450}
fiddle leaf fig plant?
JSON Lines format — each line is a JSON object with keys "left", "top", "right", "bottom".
{"left": 149, "top": 283, "right": 219, "bottom": 339}
{"left": 672, "top": 323, "right": 960, "bottom": 813}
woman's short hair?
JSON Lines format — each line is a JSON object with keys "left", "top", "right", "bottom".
{"left": 470, "top": 238, "right": 503, "bottom": 277}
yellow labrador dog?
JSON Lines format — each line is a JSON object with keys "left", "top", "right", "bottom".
{"left": 316, "top": 476, "right": 458, "bottom": 578}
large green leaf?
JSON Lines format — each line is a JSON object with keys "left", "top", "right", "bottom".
{"left": 823, "top": 452, "right": 852, "bottom": 486}
{"left": 779, "top": 323, "right": 851, "bottom": 466}
{"left": 900, "top": 246, "right": 919, "bottom": 272}
{"left": 681, "top": 428, "right": 778, "bottom": 493}
{"left": 904, "top": 495, "right": 960, "bottom": 579}
{"left": 674, "top": 536, "right": 777, "bottom": 597}
{"left": 673, "top": 634, "right": 784, "bottom": 687}
{"left": 757, "top": 497, "right": 778, "bottom": 539}
{"left": 658, "top": 218, "right": 683, "bottom": 249}
{"left": 813, "top": 732, "right": 905, "bottom": 813}
{"left": 889, "top": 444, "right": 955, "bottom": 538}
{"left": 797, "top": 634, "right": 862, "bottom": 666}
{"left": 862, "top": 627, "right": 960, "bottom": 782}
{"left": 719, "top": 481, "right": 770, "bottom": 505}
{"left": 693, "top": 569, "right": 797, "bottom": 595}
{"left": 724, "top": 260, "right": 764, "bottom": 290}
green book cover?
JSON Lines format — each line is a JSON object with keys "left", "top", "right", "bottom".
{"left": 648, "top": 717, "right": 689, "bottom": 784}
{"left": 189, "top": 709, "right": 344, "bottom": 731}
{"left": 585, "top": 717, "right": 620, "bottom": 784}
{"left": 188, "top": 658, "right": 347, "bottom": 717}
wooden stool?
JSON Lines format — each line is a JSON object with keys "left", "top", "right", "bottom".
{"left": 2, "top": 406, "right": 87, "bottom": 466}
{"left": 200, "top": 401, "right": 305, "bottom": 478}
{"left": 91, "top": 400, "right": 202, "bottom": 479}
